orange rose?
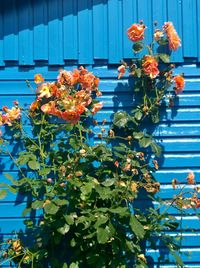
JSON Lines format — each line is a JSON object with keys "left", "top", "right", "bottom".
{"left": 173, "top": 75, "right": 185, "bottom": 94}
{"left": 127, "top": 23, "right": 146, "bottom": 42}
{"left": 34, "top": 74, "right": 44, "bottom": 84}
{"left": 163, "top": 22, "right": 181, "bottom": 51}
{"left": 142, "top": 55, "right": 159, "bottom": 79}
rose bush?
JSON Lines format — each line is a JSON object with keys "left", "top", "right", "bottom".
{"left": 0, "top": 21, "right": 198, "bottom": 268}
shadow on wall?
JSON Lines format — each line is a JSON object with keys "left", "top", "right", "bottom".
{"left": 1, "top": 0, "right": 108, "bottom": 36}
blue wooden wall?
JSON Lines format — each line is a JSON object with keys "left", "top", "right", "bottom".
{"left": 0, "top": 0, "right": 200, "bottom": 267}
{"left": 0, "top": 0, "right": 199, "bottom": 65}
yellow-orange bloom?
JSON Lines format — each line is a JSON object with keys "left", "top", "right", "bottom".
{"left": 34, "top": 74, "right": 44, "bottom": 84}
{"left": 127, "top": 23, "right": 146, "bottom": 42}
{"left": 173, "top": 75, "right": 185, "bottom": 94}
{"left": 142, "top": 55, "right": 159, "bottom": 79}
{"left": 91, "top": 102, "right": 103, "bottom": 115}
{"left": 163, "top": 22, "right": 181, "bottom": 51}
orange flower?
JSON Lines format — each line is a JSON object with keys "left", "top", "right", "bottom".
{"left": 173, "top": 75, "right": 185, "bottom": 94}
{"left": 30, "top": 100, "right": 40, "bottom": 112}
{"left": 142, "top": 55, "right": 159, "bottom": 79}
{"left": 118, "top": 65, "right": 126, "bottom": 79}
{"left": 57, "top": 70, "right": 75, "bottom": 86}
{"left": 163, "top": 22, "right": 181, "bottom": 51}
{"left": 127, "top": 23, "right": 146, "bottom": 42}
{"left": 61, "top": 110, "right": 81, "bottom": 125}
{"left": 91, "top": 102, "right": 103, "bottom": 115}
{"left": 41, "top": 101, "right": 57, "bottom": 115}
{"left": 34, "top": 74, "right": 44, "bottom": 84}
{"left": 187, "top": 172, "right": 195, "bottom": 185}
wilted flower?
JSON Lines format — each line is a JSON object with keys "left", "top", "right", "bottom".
{"left": 118, "top": 65, "right": 126, "bottom": 79}
{"left": 154, "top": 29, "right": 164, "bottom": 41}
{"left": 187, "top": 172, "right": 195, "bottom": 185}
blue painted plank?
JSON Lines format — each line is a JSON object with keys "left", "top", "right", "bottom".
{"left": 107, "top": 0, "right": 123, "bottom": 63}
{"left": 18, "top": 0, "right": 34, "bottom": 65}
{"left": 167, "top": 0, "right": 183, "bottom": 62}
{"left": 63, "top": 0, "right": 78, "bottom": 60}
{"left": 3, "top": 0, "right": 18, "bottom": 61}
{"left": 182, "top": 0, "right": 197, "bottom": 58}
{"left": 92, "top": 0, "right": 108, "bottom": 59}
{"left": 33, "top": 0, "right": 48, "bottom": 60}
{"left": 197, "top": 0, "right": 200, "bottom": 62}
{"left": 137, "top": 0, "right": 153, "bottom": 46}
{"left": 0, "top": 1, "right": 4, "bottom": 66}
{"left": 48, "top": 0, "right": 64, "bottom": 65}
{"left": 152, "top": 0, "right": 167, "bottom": 27}
{"left": 122, "top": 0, "right": 137, "bottom": 58}
{"left": 77, "top": 0, "right": 93, "bottom": 64}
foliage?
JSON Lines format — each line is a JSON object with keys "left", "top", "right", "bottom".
{"left": 0, "top": 21, "right": 198, "bottom": 268}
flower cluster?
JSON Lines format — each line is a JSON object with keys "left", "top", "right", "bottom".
{"left": 31, "top": 67, "right": 103, "bottom": 124}
{"left": 0, "top": 102, "right": 21, "bottom": 126}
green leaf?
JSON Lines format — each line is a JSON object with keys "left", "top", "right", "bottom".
{"left": 62, "top": 263, "right": 68, "bottom": 268}
{"left": 133, "top": 132, "right": 144, "bottom": 140}
{"left": 139, "top": 137, "right": 152, "bottom": 148}
{"left": 22, "top": 207, "right": 31, "bottom": 217}
{"left": 134, "top": 110, "right": 143, "bottom": 121}
{"left": 57, "top": 224, "right": 70, "bottom": 235}
{"left": 113, "top": 112, "right": 128, "bottom": 128}
{"left": 69, "top": 263, "right": 79, "bottom": 268}
{"left": 64, "top": 215, "right": 74, "bottom": 225}
{"left": 171, "top": 251, "right": 184, "bottom": 267}
{"left": 132, "top": 42, "right": 144, "bottom": 53}
{"left": 39, "top": 168, "right": 51, "bottom": 176}
{"left": 69, "top": 138, "right": 79, "bottom": 150}
{"left": 54, "top": 199, "right": 68, "bottom": 206}
{"left": 4, "top": 173, "right": 18, "bottom": 185}
{"left": 28, "top": 160, "right": 40, "bottom": 170}
{"left": 159, "top": 53, "right": 170, "bottom": 63}
{"left": 110, "top": 207, "right": 129, "bottom": 216}
{"left": 44, "top": 202, "right": 59, "bottom": 215}
{"left": 157, "top": 38, "right": 168, "bottom": 46}
{"left": 102, "top": 178, "right": 115, "bottom": 187}
{"left": 130, "top": 215, "right": 145, "bottom": 239}
{"left": 94, "top": 215, "right": 108, "bottom": 228}
{"left": 31, "top": 200, "right": 44, "bottom": 210}
{"left": 0, "top": 189, "right": 7, "bottom": 200}
{"left": 151, "top": 142, "right": 162, "bottom": 157}
{"left": 97, "top": 226, "right": 112, "bottom": 244}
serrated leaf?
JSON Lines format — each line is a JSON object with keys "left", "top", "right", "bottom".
{"left": 64, "top": 215, "right": 74, "bottom": 225}
{"left": 57, "top": 224, "right": 70, "bottom": 235}
{"left": 31, "top": 200, "right": 44, "bottom": 210}
{"left": 151, "top": 142, "right": 162, "bottom": 157}
{"left": 44, "top": 202, "right": 59, "bottom": 215}
{"left": 113, "top": 112, "right": 128, "bottom": 128}
{"left": 130, "top": 215, "right": 145, "bottom": 239}
{"left": 97, "top": 226, "right": 112, "bottom": 244}
{"left": 139, "top": 137, "right": 152, "bottom": 148}
{"left": 159, "top": 53, "right": 170, "bottom": 63}
{"left": 28, "top": 160, "right": 40, "bottom": 170}
{"left": 132, "top": 42, "right": 144, "bottom": 53}
{"left": 0, "top": 189, "right": 7, "bottom": 200}
{"left": 133, "top": 132, "right": 144, "bottom": 139}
